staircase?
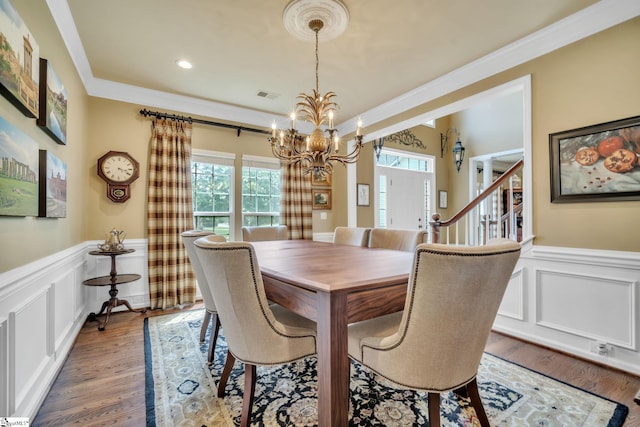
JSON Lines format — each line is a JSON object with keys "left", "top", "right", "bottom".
{"left": 429, "top": 159, "right": 524, "bottom": 245}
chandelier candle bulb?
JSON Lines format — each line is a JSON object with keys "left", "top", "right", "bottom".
{"left": 279, "top": 131, "right": 284, "bottom": 147}
{"left": 290, "top": 112, "right": 296, "bottom": 129}
{"left": 271, "top": 121, "right": 277, "bottom": 138}
{"left": 329, "top": 111, "right": 334, "bottom": 128}
{"left": 334, "top": 135, "right": 339, "bottom": 151}
{"left": 357, "top": 118, "right": 362, "bottom": 136}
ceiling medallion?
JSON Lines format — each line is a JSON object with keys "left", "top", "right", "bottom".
{"left": 283, "top": 0, "right": 349, "bottom": 42}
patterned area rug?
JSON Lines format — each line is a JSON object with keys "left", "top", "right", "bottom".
{"left": 144, "top": 309, "right": 628, "bottom": 427}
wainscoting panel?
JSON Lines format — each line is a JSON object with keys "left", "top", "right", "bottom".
{"left": 10, "top": 288, "right": 50, "bottom": 415}
{"left": 497, "top": 266, "right": 525, "bottom": 321}
{"left": 53, "top": 270, "right": 75, "bottom": 352}
{"left": 0, "top": 242, "right": 88, "bottom": 418}
{"left": 493, "top": 244, "right": 640, "bottom": 376}
{"left": 0, "top": 317, "right": 7, "bottom": 416}
{"left": 535, "top": 269, "right": 635, "bottom": 349}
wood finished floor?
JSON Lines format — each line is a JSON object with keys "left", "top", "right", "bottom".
{"left": 33, "top": 303, "right": 640, "bottom": 426}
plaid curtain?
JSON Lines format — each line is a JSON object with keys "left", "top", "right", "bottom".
{"left": 280, "top": 162, "right": 313, "bottom": 240}
{"left": 147, "top": 118, "right": 195, "bottom": 309}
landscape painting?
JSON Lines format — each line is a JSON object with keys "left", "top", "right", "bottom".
{"left": 0, "top": 0, "right": 40, "bottom": 117}
{"left": 37, "top": 58, "right": 67, "bottom": 144}
{"left": 0, "top": 115, "right": 38, "bottom": 216}
{"left": 39, "top": 150, "right": 66, "bottom": 217}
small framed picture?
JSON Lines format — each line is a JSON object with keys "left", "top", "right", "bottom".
{"left": 438, "top": 190, "right": 448, "bottom": 209}
{"left": 311, "top": 170, "right": 332, "bottom": 187}
{"left": 312, "top": 189, "right": 332, "bottom": 210}
{"left": 357, "top": 183, "right": 370, "bottom": 206}
{"left": 37, "top": 58, "right": 68, "bottom": 145}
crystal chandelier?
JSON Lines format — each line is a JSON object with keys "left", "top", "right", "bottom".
{"left": 269, "top": 18, "right": 363, "bottom": 176}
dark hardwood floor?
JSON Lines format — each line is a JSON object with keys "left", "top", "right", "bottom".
{"left": 33, "top": 303, "right": 640, "bottom": 426}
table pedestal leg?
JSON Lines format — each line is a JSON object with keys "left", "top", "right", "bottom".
{"left": 316, "top": 292, "right": 350, "bottom": 427}
{"left": 88, "top": 283, "right": 147, "bottom": 331}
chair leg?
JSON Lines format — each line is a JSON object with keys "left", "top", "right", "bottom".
{"left": 467, "top": 378, "right": 490, "bottom": 427}
{"left": 428, "top": 393, "right": 441, "bottom": 427}
{"left": 200, "top": 310, "right": 212, "bottom": 343}
{"left": 217, "top": 351, "right": 235, "bottom": 398}
{"left": 240, "top": 363, "right": 257, "bottom": 427}
{"left": 207, "top": 314, "right": 220, "bottom": 365}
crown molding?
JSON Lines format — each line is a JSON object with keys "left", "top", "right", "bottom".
{"left": 48, "top": 0, "right": 640, "bottom": 134}
{"left": 342, "top": 0, "right": 640, "bottom": 135}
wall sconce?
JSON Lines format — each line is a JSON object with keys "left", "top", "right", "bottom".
{"left": 440, "top": 128, "right": 465, "bottom": 173}
{"left": 373, "top": 137, "right": 385, "bottom": 161}
{"left": 453, "top": 139, "right": 465, "bottom": 173}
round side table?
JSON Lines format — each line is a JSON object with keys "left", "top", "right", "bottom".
{"left": 84, "top": 249, "right": 147, "bottom": 331}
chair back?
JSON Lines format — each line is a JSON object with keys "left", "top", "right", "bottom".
{"left": 368, "top": 228, "right": 426, "bottom": 252}
{"left": 193, "top": 240, "right": 315, "bottom": 365}
{"left": 357, "top": 239, "right": 521, "bottom": 391}
{"left": 181, "top": 230, "right": 225, "bottom": 312}
{"left": 333, "top": 227, "right": 371, "bottom": 246}
{"left": 241, "top": 225, "right": 288, "bottom": 242}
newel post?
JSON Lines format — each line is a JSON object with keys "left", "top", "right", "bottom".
{"left": 430, "top": 213, "right": 441, "bottom": 244}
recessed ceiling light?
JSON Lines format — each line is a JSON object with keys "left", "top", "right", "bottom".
{"left": 176, "top": 59, "right": 192, "bottom": 69}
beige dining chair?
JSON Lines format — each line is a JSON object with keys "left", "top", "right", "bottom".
{"left": 181, "top": 230, "right": 226, "bottom": 364}
{"left": 348, "top": 239, "right": 521, "bottom": 427}
{"left": 241, "top": 225, "right": 288, "bottom": 241}
{"left": 193, "top": 239, "right": 316, "bottom": 427}
{"left": 333, "top": 226, "right": 371, "bottom": 246}
{"left": 368, "top": 228, "right": 427, "bottom": 252}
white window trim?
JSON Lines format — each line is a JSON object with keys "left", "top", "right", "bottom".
{"left": 191, "top": 148, "right": 236, "bottom": 238}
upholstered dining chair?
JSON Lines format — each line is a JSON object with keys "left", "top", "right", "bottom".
{"left": 193, "top": 239, "right": 316, "bottom": 427}
{"left": 347, "top": 239, "right": 521, "bottom": 427}
{"left": 181, "top": 230, "right": 226, "bottom": 365}
{"left": 241, "top": 225, "right": 288, "bottom": 241}
{"left": 333, "top": 226, "right": 371, "bottom": 246}
{"left": 368, "top": 228, "right": 427, "bottom": 252}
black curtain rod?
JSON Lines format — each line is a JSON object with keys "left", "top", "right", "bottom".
{"left": 139, "top": 108, "right": 270, "bottom": 137}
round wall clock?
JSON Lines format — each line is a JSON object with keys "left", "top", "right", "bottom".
{"left": 97, "top": 151, "right": 140, "bottom": 203}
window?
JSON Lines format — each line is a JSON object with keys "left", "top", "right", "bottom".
{"left": 191, "top": 150, "right": 235, "bottom": 240}
{"left": 241, "top": 155, "right": 281, "bottom": 227}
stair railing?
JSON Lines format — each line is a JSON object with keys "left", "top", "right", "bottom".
{"left": 430, "top": 159, "right": 524, "bottom": 245}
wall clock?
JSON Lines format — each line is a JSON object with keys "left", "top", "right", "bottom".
{"left": 97, "top": 151, "right": 140, "bottom": 203}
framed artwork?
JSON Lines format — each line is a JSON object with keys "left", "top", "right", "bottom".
{"left": 549, "top": 115, "right": 640, "bottom": 203}
{"left": 0, "top": 0, "right": 40, "bottom": 117}
{"left": 38, "top": 150, "right": 67, "bottom": 217}
{"left": 438, "top": 190, "right": 448, "bottom": 209}
{"left": 0, "top": 115, "right": 38, "bottom": 216}
{"left": 312, "top": 189, "right": 332, "bottom": 210}
{"left": 311, "top": 170, "right": 332, "bottom": 186}
{"left": 357, "top": 183, "right": 369, "bottom": 206}
{"left": 37, "top": 58, "right": 67, "bottom": 145}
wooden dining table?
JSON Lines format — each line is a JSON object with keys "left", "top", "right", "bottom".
{"left": 251, "top": 239, "right": 414, "bottom": 427}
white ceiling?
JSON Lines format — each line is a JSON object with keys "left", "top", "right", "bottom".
{"left": 47, "top": 0, "right": 639, "bottom": 135}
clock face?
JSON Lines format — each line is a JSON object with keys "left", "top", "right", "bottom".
{"left": 101, "top": 154, "right": 136, "bottom": 183}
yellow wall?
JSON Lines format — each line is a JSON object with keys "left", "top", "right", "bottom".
{"left": 0, "top": 2, "right": 89, "bottom": 273}
{"left": 2, "top": 8, "right": 638, "bottom": 273}
{"left": 361, "top": 17, "right": 640, "bottom": 252}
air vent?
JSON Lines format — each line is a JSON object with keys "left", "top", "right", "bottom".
{"left": 256, "top": 90, "right": 279, "bottom": 100}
